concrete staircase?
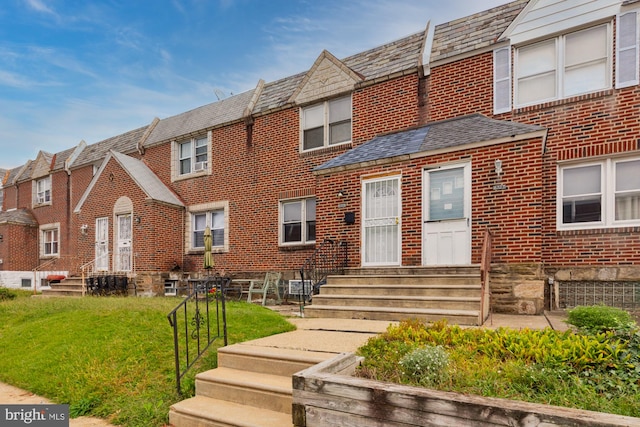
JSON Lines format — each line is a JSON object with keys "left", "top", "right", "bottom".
{"left": 168, "top": 319, "right": 389, "bottom": 427}
{"left": 41, "top": 277, "right": 85, "bottom": 297}
{"left": 303, "top": 266, "right": 483, "bottom": 325}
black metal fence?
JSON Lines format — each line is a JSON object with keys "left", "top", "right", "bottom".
{"left": 299, "top": 239, "right": 348, "bottom": 313}
{"left": 167, "top": 275, "right": 229, "bottom": 395}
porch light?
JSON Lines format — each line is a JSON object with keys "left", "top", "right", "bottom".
{"left": 80, "top": 224, "right": 88, "bottom": 235}
{"left": 337, "top": 190, "right": 346, "bottom": 197}
{"left": 494, "top": 159, "right": 503, "bottom": 176}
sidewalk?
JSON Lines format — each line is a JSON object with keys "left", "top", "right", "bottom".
{"left": 0, "top": 310, "right": 568, "bottom": 426}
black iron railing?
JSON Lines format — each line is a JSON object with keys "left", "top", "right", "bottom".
{"left": 299, "top": 239, "right": 348, "bottom": 314}
{"left": 167, "top": 274, "right": 229, "bottom": 395}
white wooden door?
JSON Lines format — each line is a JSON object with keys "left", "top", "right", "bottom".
{"left": 423, "top": 164, "right": 471, "bottom": 265}
{"left": 95, "top": 217, "right": 109, "bottom": 271}
{"left": 362, "top": 176, "right": 401, "bottom": 266}
{"left": 115, "top": 214, "right": 132, "bottom": 272}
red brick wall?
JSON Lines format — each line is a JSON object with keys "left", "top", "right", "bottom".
{"left": 0, "top": 223, "right": 38, "bottom": 270}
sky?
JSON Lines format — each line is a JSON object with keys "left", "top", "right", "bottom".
{"left": 0, "top": 0, "right": 511, "bottom": 169}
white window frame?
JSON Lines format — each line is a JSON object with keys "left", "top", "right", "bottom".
{"left": 187, "top": 201, "right": 229, "bottom": 253}
{"left": 515, "top": 23, "right": 612, "bottom": 108}
{"left": 34, "top": 176, "right": 52, "bottom": 206}
{"left": 557, "top": 156, "right": 640, "bottom": 230}
{"left": 493, "top": 46, "right": 512, "bottom": 114}
{"left": 279, "top": 197, "right": 316, "bottom": 246}
{"left": 0, "top": 188, "right": 3, "bottom": 211}
{"left": 172, "top": 132, "right": 211, "bottom": 181}
{"left": 300, "top": 96, "right": 352, "bottom": 151}
{"left": 616, "top": 10, "right": 639, "bottom": 88}
{"left": 40, "top": 224, "right": 60, "bottom": 257}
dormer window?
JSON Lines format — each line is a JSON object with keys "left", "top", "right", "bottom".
{"left": 301, "top": 96, "right": 351, "bottom": 151}
{"left": 35, "top": 176, "right": 51, "bottom": 206}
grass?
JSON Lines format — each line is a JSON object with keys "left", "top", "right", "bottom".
{"left": 0, "top": 290, "right": 295, "bottom": 426}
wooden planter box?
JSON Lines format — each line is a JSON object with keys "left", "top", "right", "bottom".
{"left": 292, "top": 353, "right": 640, "bottom": 427}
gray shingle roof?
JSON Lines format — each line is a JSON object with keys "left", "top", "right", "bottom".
{"left": 430, "top": 0, "right": 528, "bottom": 63}
{"left": 111, "top": 151, "right": 184, "bottom": 207}
{"left": 315, "top": 114, "right": 545, "bottom": 171}
{"left": 0, "top": 208, "right": 37, "bottom": 226}
{"left": 72, "top": 126, "right": 149, "bottom": 168}
{"left": 144, "top": 89, "right": 257, "bottom": 147}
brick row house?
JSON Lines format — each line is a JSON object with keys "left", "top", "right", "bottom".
{"left": 0, "top": 0, "right": 639, "bottom": 317}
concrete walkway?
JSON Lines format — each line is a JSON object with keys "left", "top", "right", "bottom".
{"left": 0, "top": 310, "right": 569, "bottom": 426}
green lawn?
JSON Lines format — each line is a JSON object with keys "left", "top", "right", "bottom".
{"left": 0, "top": 290, "right": 295, "bottom": 426}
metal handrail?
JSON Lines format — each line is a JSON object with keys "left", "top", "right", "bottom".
{"left": 479, "top": 229, "right": 493, "bottom": 325}
{"left": 167, "top": 275, "right": 229, "bottom": 395}
{"left": 299, "top": 239, "right": 348, "bottom": 314}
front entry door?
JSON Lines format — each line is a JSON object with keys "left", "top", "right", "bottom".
{"left": 115, "top": 214, "right": 132, "bottom": 272}
{"left": 362, "top": 175, "right": 401, "bottom": 266}
{"left": 95, "top": 217, "right": 109, "bottom": 271}
{"left": 423, "top": 164, "right": 471, "bottom": 265}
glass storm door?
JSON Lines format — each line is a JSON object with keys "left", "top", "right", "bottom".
{"left": 95, "top": 217, "right": 109, "bottom": 271}
{"left": 115, "top": 214, "right": 132, "bottom": 272}
{"left": 423, "top": 164, "right": 471, "bottom": 265}
{"left": 362, "top": 176, "right": 401, "bottom": 266}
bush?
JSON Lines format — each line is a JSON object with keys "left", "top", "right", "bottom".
{"left": 399, "top": 345, "right": 449, "bottom": 387}
{"left": 567, "top": 305, "right": 636, "bottom": 334}
{"left": 0, "top": 287, "right": 17, "bottom": 301}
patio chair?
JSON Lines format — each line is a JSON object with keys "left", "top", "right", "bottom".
{"left": 246, "top": 272, "right": 282, "bottom": 306}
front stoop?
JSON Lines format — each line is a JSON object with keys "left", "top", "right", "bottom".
{"left": 304, "top": 267, "right": 484, "bottom": 325}
{"left": 40, "top": 278, "right": 85, "bottom": 297}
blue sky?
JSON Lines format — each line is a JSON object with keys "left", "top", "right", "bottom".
{"left": 0, "top": 0, "right": 509, "bottom": 169}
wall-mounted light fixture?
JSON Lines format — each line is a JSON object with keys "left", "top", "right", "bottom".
{"left": 135, "top": 216, "right": 141, "bottom": 224}
{"left": 494, "top": 159, "right": 503, "bottom": 177}
{"left": 337, "top": 190, "right": 347, "bottom": 197}
{"left": 0, "top": 234, "right": 3, "bottom": 242}
{"left": 80, "top": 224, "right": 88, "bottom": 235}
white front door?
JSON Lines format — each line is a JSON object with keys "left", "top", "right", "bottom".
{"left": 362, "top": 176, "right": 401, "bottom": 266}
{"left": 423, "top": 164, "right": 471, "bottom": 265}
{"left": 95, "top": 217, "right": 109, "bottom": 271}
{"left": 115, "top": 214, "right": 132, "bottom": 272}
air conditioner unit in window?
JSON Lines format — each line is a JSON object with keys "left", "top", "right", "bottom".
{"left": 194, "top": 161, "right": 208, "bottom": 171}
{"left": 288, "top": 279, "right": 312, "bottom": 296}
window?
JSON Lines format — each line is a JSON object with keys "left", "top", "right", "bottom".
{"left": 178, "top": 135, "right": 208, "bottom": 175}
{"left": 21, "top": 278, "right": 31, "bottom": 288}
{"left": 301, "top": 96, "right": 351, "bottom": 151}
{"left": 281, "top": 198, "right": 316, "bottom": 245}
{"left": 515, "top": 24, "right": 610, "bottom": 107}
{"left": 35, "top": 176, "right": 51, "bottom": 205}
{"left": 558, "top": 158, "right": 640, "bottom": 229}
{"left": 493, "top": 47, "right": 511, "bottom": 114}
{"left": 41, "top": 227, "right": 59, "bottom": 256}
{"left": 0, "top": 188, "right": 3, "bottom": 211}
{"left": 617, "top": 11, "right": 639, "bottom": 88}
{"left": 187, "top": 202, "right": 228, "bottom": 252}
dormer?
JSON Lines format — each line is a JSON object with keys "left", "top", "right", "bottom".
{"left": 30, "top": 151, "right": 54, "bottom": 208}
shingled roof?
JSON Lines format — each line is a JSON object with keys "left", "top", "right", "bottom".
{"left": 430, "top": 0, "right": 528, "bottom": 64}
{"left": 71, "top": 126, "right": 149, "bottom": 169}
{"left": 315, "top": 114, "right": 545, "bottom": 173}
{"left": 0, "top": 208, "right": 37, "bottom": 226}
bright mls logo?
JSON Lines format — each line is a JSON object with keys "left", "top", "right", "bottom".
{"left": 1, "top": 405, "right": 68, "bottom": 426}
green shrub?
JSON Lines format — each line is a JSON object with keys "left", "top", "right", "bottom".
{"left": 0, "top": 287, "right": 17, "bottom": 301}
{"left": 567, "top": 305, "right": 636, "bottom": 334}
{"left": 399, "top": 345, "right": 449, "bottom": 387}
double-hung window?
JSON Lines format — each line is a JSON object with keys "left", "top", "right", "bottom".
{"left": 41, "top": 227, "right": 59, "bottom": 256}
{"left": 281, "top": 198, "right": 316, "bottom": 245}
{"left": 515, "top": 24, "right": 610, "bottom": 107}
{"left": 191, "top": 209, "right": 225, "bottom": 249}
{"left": 178, "top": 135, "right": 208, "bottom": 176}
{"left": 301, "top": 96, "right": 351, "bottom": 151}
{"left": 558, "top": 157, "right": 640, "bottom": 229}
{"left": 35, "top": 176, "right": 51, "bottom": 205}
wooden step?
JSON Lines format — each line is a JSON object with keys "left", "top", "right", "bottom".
{"left": 195, "top": 367, "right": 293, "bottom": 414}
{"left": 303, "top": 305, "right": 480, "bottom": 325}
{"left": 311, "top": 294, "right": 481, "bottom": 311}
{"left": 169, "top": 395, "right": 292, "bottom": 427}
{"left": 218, "top": 344, "right": 333, "bottom": 376}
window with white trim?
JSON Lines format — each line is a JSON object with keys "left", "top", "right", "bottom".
{"left": 558, "top": 157, "right": 640, "bottom": 229}
{"left": 41, "top": 226, "right": 59, "bottom": 257}
{"left": 617, "top": 10, "right": 639, "bottom": 88}
{"left": 515, "top": 24, "right": 611, "bottom": 107}
{"left": 280, "top": 198, "right": 316, "bottom": 245}
{"left": 178, "top": 135, "right": 209, "bottom": 176}
{"left": 187, "top": 201, "right": 229, "bottom": 252}
{"left": 301, "top": 96, "right": 351, "bottom": 151}
{"left": 35, "top": 176, "right": 51, "bottom": 205}
{"left": 493, "top": 47, "right": 511, "bottom": 114}
{"left": 0, "top": 188, "right": 3, "bottom": 211}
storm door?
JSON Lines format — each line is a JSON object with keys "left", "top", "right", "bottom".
{"left": 115, "top": 214, "right": 132, "bottom": 272}
{"left": 362, "top": 175, "right": 401, "bottom": 266}
{"left": 95, "top": 217, "right": 109, "bottom": 271}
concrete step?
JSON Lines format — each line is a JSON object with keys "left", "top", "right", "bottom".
{"left": 344, "top": 266, "right": 481, "bottom": 276}
{"left": 303, "top": 305, "right": 480, "bottom": 325}
{"left": 169, "top": 395, "right": 292, "bottom": 427}
{"left": 40, "top": 289, "right": 84, "bottom": 297}
{"left": 195, "top": 367, "right": 293, "bottom": 414}
{"left": 218, "top": 344, "right": 334, "bottom": 376}
{"left": 328, "top": 274, "right": 479, "bottom": 286}
{"left": 318, "top": 284, "right": 480, "bottom": 297}
{"left": 311, "top": 294, "right": 481, "bottom": 311}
